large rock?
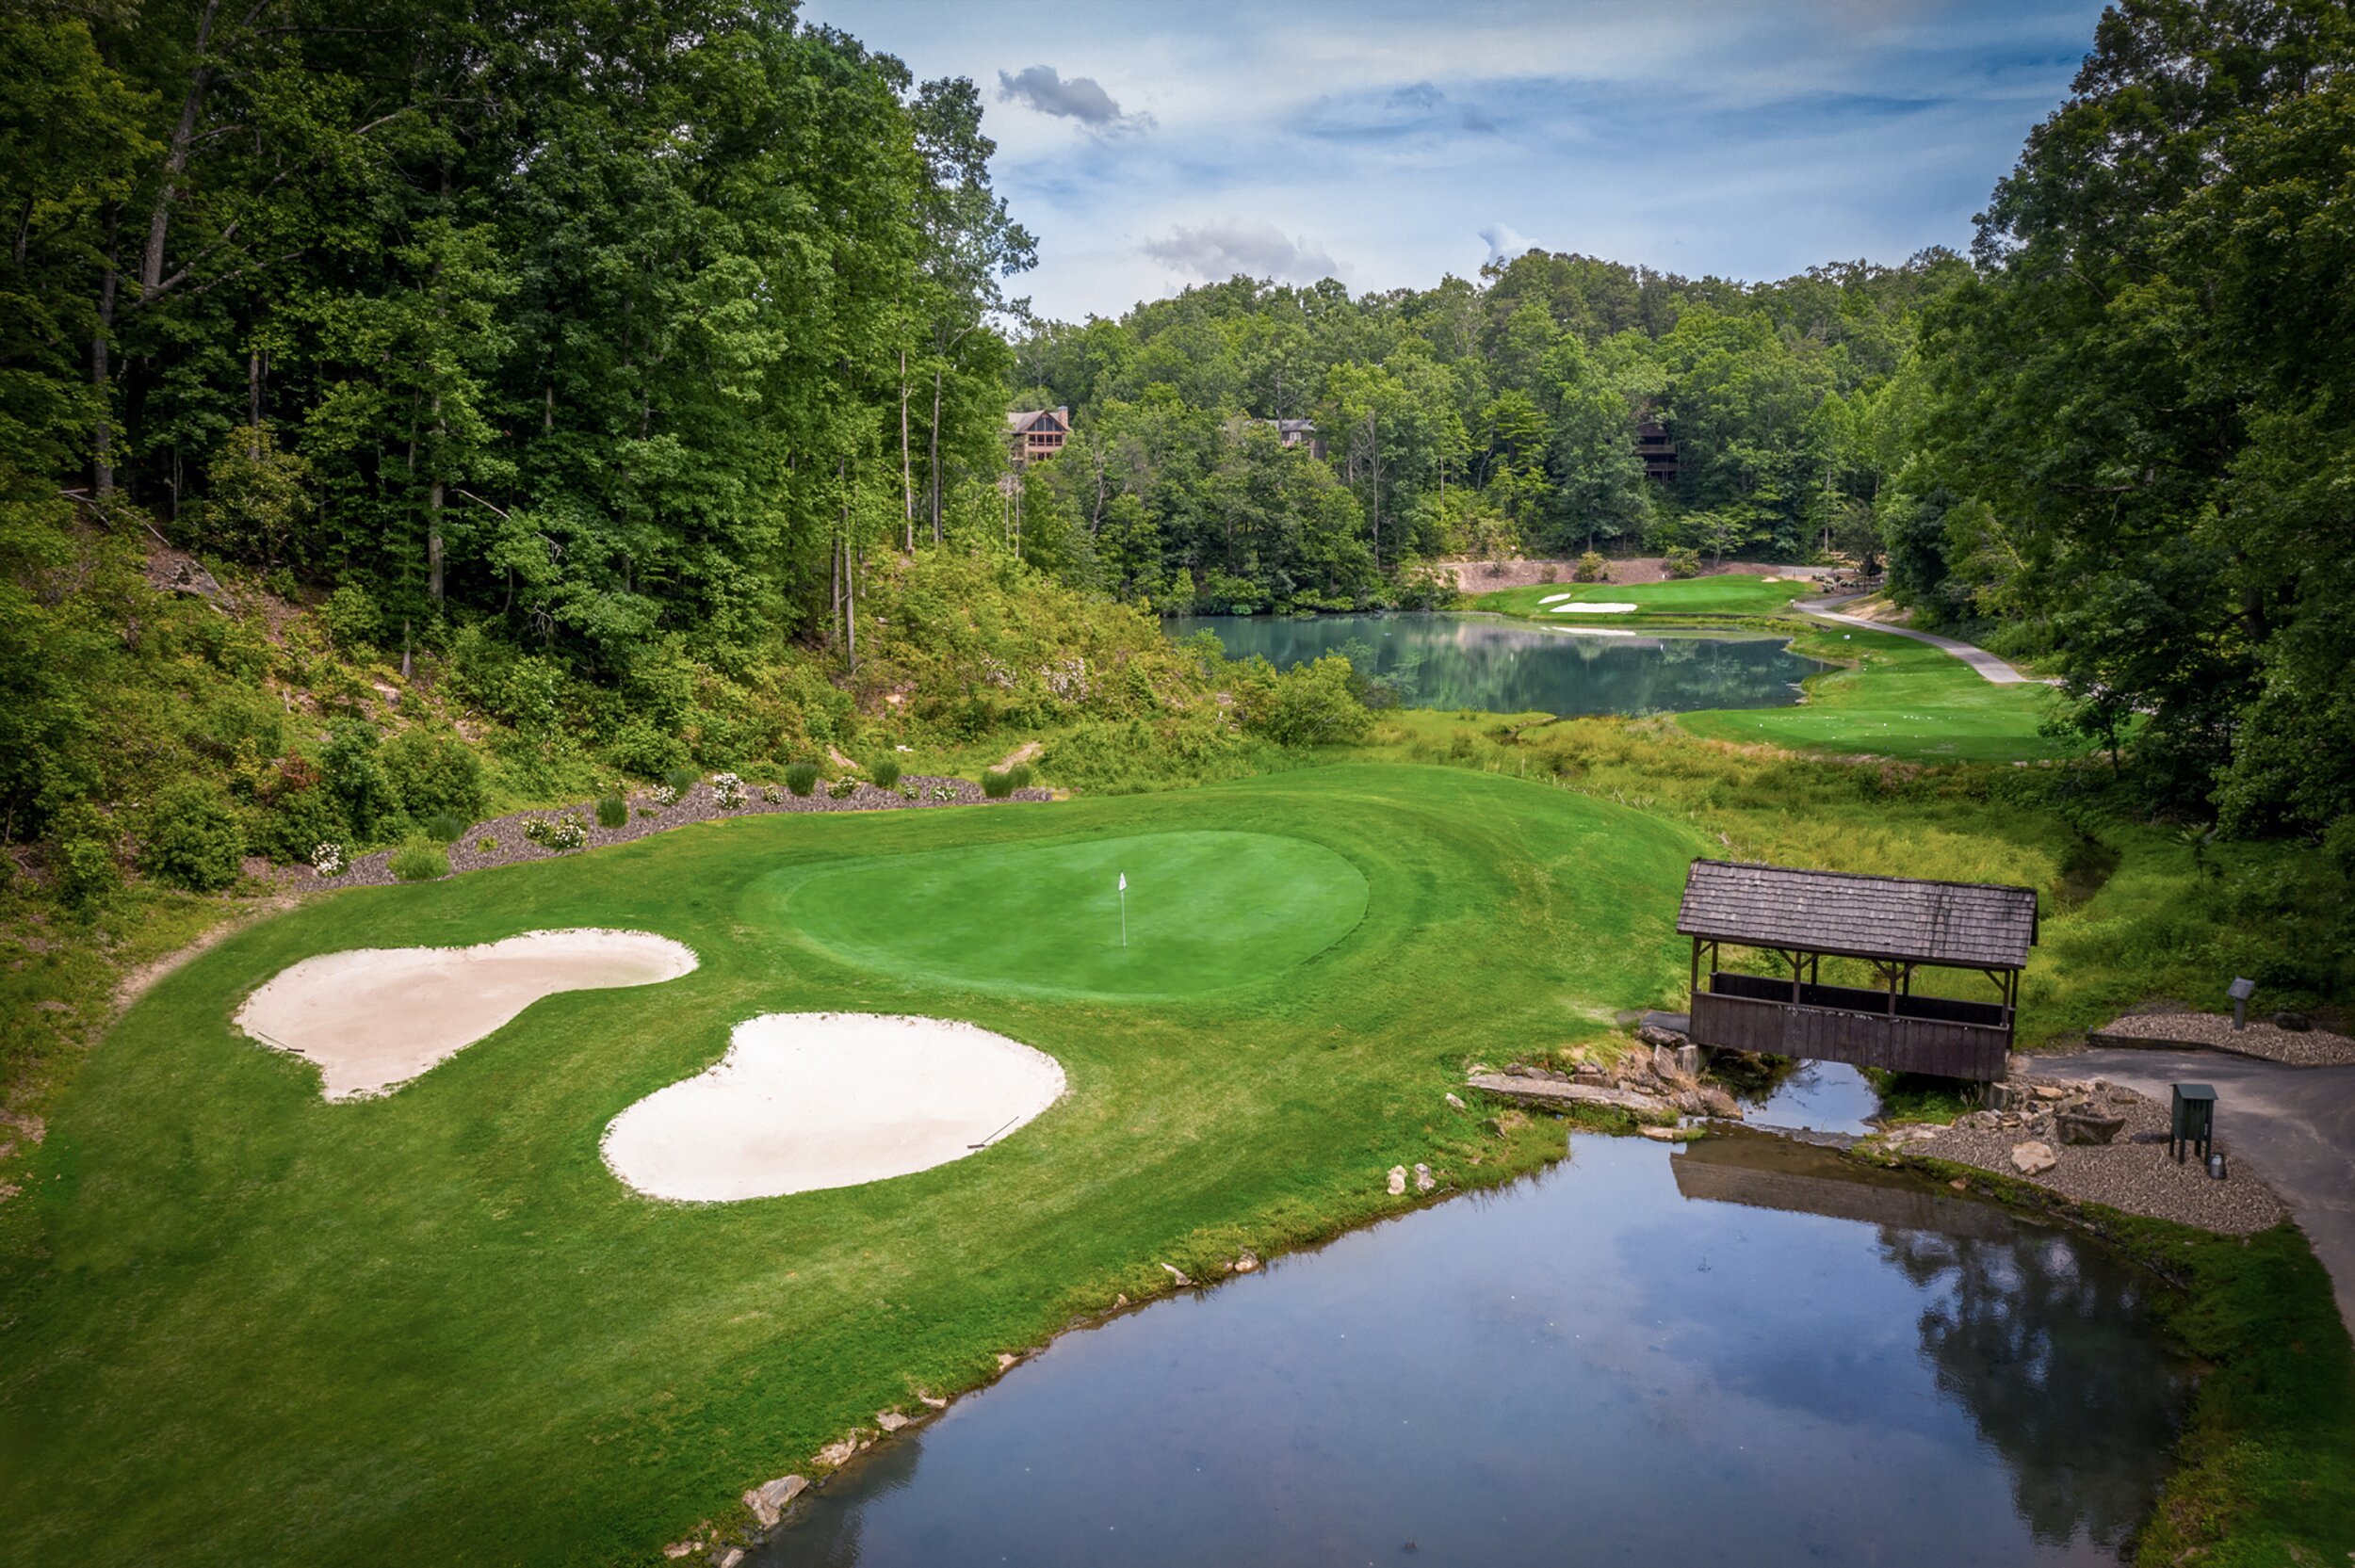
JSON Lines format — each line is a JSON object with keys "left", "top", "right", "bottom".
{"left": 1413, "top": 1162, "right": 1436, "bottom": 1192}
{"left": 2055, "top": 1111, "right": 2125, "bottom": 1147}
{"left": 1635, "top": 1024, "right": 1685, "bottom": 1049}
{"left": 1469, "top": 1073, "right": 1674, "bottom": 1120}
{"left": 875, "top": 1411, "right": 910, "bottom": 1432}
{"left": 2010, "top": 1140, "right": 2059, "bottom": 1176}
{"left": 744, "top": 1474, "right": 807, "bottom": 1528}
{"left": 1386, "top": 1165, "right": 1407, "bottom": 1196}
{"left": 2273, "top": 1010, "right": 2313, "bottom": 1032}
{"left": 1651, "top": 1043, "right": 1699, "bottom": 1083}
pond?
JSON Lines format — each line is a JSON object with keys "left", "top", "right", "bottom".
{"left": 1166, "top": 612, "right": 1829, "bottom": 719}
{"left": 756, "top": 1133, "right": 2188, "bottom": 1568}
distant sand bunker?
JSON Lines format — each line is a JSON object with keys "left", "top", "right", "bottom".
{"left": 1549, "top": 602, "right": 1638, "bottom": 614}
{"left": 602, "top": 1013, "right": 1066, "bottom": 1202}
{"left": 236, "top": 929, "right": 698, "bottom": 1100}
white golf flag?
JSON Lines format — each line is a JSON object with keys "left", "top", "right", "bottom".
{"left": 1118, "top": 872, "right": 1127, "bottom": 890}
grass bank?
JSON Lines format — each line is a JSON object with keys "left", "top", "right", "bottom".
{"left": 0, "top": 765, "right": 1701, "bottom": 1564}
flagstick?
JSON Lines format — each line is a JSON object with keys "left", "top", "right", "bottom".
{"left": 1120, "top": 882, "right": 1129, "bottom": 948}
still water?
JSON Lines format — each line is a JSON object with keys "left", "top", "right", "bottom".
{"left": 758, "top": 1135, "right": 2186, "bottom": 1568}
{"left": 1167, "top": 612, "right": 1829, "bottom": 718}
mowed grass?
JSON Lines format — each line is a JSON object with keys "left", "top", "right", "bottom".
{"left": 0, "top": 766, "right": 1701, "bottom": 1566}
{"left": 1476, "top": 574, "right": 1817, "bottom": 619}
{"left": 778, "top": 830, "right": 1368, "bottom": 999}
{"left": 1677, "top": 626, "right": 2083, "bottom": 763}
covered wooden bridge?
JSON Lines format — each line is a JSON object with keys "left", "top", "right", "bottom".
{"left": 1677, "top": 860, "right": 2038, "bottom": 1083}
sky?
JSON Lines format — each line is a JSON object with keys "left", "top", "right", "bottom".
{"left": 799, "top": 0, "right": 2110, "bottom": 324}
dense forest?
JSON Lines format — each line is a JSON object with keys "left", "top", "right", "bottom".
{"left": 2, "top": 0, "right": 2350, "bottom": 918}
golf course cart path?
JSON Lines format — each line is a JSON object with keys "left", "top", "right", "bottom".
{"left": 1800, "top": 594, "right": 2046, "bottom": 685}
{"left": 2063, "top": 1045, "right": 2355, "bottom": 1334}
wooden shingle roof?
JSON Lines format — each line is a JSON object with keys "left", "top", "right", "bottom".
{"left": 1677, "top": 859, "right": 2038, "bottom": 969}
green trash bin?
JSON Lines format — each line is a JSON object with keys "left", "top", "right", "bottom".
{"left": 2170, "top": 1083, "right": 2216, "bottom": 1165}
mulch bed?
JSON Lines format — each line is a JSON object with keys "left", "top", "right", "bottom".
{"left": 1895, "top": 1072, "right": 2286, "bottom": 1235}
{"left": 2088, "top": 1010, "right": 2355, "bottom": 1068}
{"left": 327, "top": 776, "right": 1053, "bottom": 890}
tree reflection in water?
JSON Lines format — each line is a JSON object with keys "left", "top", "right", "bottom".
{"left": 1880, "top": 1224, "right": 2188, "bottom": 1552}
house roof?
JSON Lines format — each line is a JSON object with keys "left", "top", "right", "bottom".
{"left": 1006, "top": 408, "right": 1067, "bottom": 434}
{"left": 1676, "top": 859, "right": 2038, "bottom": 969}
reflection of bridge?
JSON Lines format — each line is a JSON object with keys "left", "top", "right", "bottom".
{"left": 1670, "top": 1131, "right": 2013, "bottom": 1239}
{"left": 1678, "top": 860, "right": 2038, "bottom": 1083}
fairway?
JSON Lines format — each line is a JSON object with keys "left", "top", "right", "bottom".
{"left": 1476, "top": 575, "right": 1817, "bottom": 619}
{"left": 774, "top": 830, "right": 1369, "bottom": 998}
{"left": 0, "top": 767, "right": 1703, "bottom": 1567}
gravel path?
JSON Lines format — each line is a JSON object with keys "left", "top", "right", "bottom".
{"left": 1899, "top": 1073, "right": 2286, "bottom": 1236}
{"left": 2090, "top": 1010, "right": 2355, "bottom": 1067}
{"left": 2062, "top": 1046, "right": 2355, "bottom": 1335}
{"left": 1797, "top": 594, "right": 2048, "bottom": 685}
{"left": 327, "top": 776, "right": 1051, "bottom": 890}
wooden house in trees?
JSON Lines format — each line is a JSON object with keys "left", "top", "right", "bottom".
{"left": 1636, "top": 420, "right": 1677, "bottom": 483}
{"left": 1006, "top": 407, "right": 1071, "bottom": 464}
{"left": 1254, "top": 417, "right": 1327, "bottom": 460}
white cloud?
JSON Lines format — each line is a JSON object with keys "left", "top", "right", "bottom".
{"left": 1141, "top": 218, "right": 1342, "bottom": 283}
{"left": 1479, "top": 222, "right": 1538, "bottom": 265}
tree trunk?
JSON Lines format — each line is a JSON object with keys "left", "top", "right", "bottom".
{"left": 427, "top": 390, "right": 446, "bottom": 604}
{"left": 92, "top": 210, "right": 121, "bottom": 494}
{"left": 141, "top": 0, "right": 222, "bottom": 300}
{"left": 248, "top": 349, "right": 263, "bottom": 454}
{"left": 928, "top": 365, "right": 944, "bottom": 544}
{"left": 899, "top": 348, "right": 914, "bottom": 551}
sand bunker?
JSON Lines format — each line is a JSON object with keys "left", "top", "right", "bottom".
{"left": 602, "top": 1013, "right": 1066, "bottom": 1202}
{"left": 1537, "top": 590, "right": 1582, "bottom": 605}
{"left": 1549, "top": 602, "right": 1638, "bottom": 614}
{"left": 1563, "top": 627, "right": 1636, "bottom": 637}
{"left": 236, "top": 929, "right": 698, "bottom": 1100}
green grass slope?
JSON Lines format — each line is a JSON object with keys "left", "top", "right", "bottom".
{"left": 0, "top": 766, "right": 1701, "bottom": 1566}
{"left": 1678, "top": 626, "right": 2082, "bottom": 763}
{"left": 1477, "top": 575, "right": 1817, "bottom": 619}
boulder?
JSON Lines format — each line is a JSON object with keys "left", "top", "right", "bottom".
{"left": 1444, "top": 1092, "right": 1467, "bottom": 1110}
{"left": 2032, "top": 1084, "right": 2066, "bottom": 1101}
{"left": 2055, "top": 1112, "right": 2125, "bottom": 1147}
{"left": 876, "top": 1411, "right": 910, "bottom": 1432}
{"left": 1413, "top": 1163, "right": 1436, "bottom": 1193}
{"left": 1638, "top": 1125, "right": 1680, "bottom": 1142}
{"left": 743, "top": 1474, "right": 807, "bottom": 1528}
{"left": 1386, "top": 1165, "right": 1407, "bottom": 1196}
{"left": 817, "top": 1438, "right": 860, "bottom": 1467}
{"left": 2010, "top": 1140, "right": 2058, "bottom": 1176}
{"left": 2273, "top": 1010, "right": 2313, "bottom": 1032}
{"left": 715, "top": 1550, "right": 745, "bottom": 1568}
{"left": 1161, "top": 1262, "right": 1192, "bottom": 1286}
{"left": 1635, "top": 1024, "right": 1684, "bottom": 1049}
{"left": 1469, "top": 1073, "right": 1675, "bottom": 1119}
{"left": 662, "top": 1544, "right": 696, "bottom": 1560}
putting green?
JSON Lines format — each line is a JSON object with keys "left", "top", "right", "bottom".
{"left": 771, "top": 830, "right": 1369, "bottom": 998}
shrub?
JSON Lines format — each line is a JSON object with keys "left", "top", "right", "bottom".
{"left": 930, "top": 784, "right": 958, "bottom": 800}
{"left": 421, "top": 812, "right": 468, "bottom": 843}
{"left": 662, "top": 766, "right": 699, "bottom": 797}
{"left": 1538, "top": 565, "right": 1558, "bottom": 584}
{"left": 387, "top": 839, "right": 448, "bottom": 881}
{"left": 607, "top": 719, "right": 688, "bottom": 781}
{"left": 1664, "top": 546, "right": 1702, "bottom": 579}
{"left": 981, "top": 768, "right": 1015, "bottom": 799}
{"left": 1237, "top": 655, "right": 1373, "bottom": 748}
{"left": 248, "top": 781, "right": 347, "bottom": 864}
{"left": 1008, "top": 763, "right": 1034, "bottom": 790}
{"left": 650, "top": 784, "right": 678, "bottom": 808}
{"left": 319, "top": 720, "right": 401, "bottom": 839}
{"left": 711, "top": 772, "right": 747, "bottom": 808}
{"left": 1574, "top": 552, "right": 1610, "bottom": 583}
{"left": 827, "top": 777, "right": 857, "bottom": 799}
{"left": 784, "top": 761, "right": 820, "bottom": 797}
{"left": 475, "top": 836, "right": 497, "bottom": 853}
{"left": 543, "top": 814, "right": 588, "bottom": 850}
{"left": 141, "top": 781, "right": 247, "bottom": 892}
{"left": 594, "top": 794, "right": 628, "bottom": 829}
{"left": 311, "top": 841, "right": 346, "bottom": 877}
{"left": 51, "top": 804, "right": 121, "bottom": 913}
{"left": 317, "top": 584, "right": 381, "bottom": 654}
{"left": 382, "top": 730, "right": 487, "bottom": 823}
{"left": 869, "top": 756, "right": 902, "bottom": 790}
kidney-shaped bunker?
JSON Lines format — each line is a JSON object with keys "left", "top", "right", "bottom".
{"left": 602, "top": 1012, "right": 1066, "bottom": 1202}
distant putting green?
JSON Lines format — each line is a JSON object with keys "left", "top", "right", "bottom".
{"left": 1477, "top": 574, "right": 1817, "bottom": 619}
{"left": 774, "top": 831, "right": 1367, "bottom": 998}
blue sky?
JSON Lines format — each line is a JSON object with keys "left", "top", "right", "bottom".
{"left": 800, "top": 0, "right": 2109, "bottom": 322}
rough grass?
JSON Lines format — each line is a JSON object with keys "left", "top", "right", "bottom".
{"left": 0, "top": 766, "right": 1702, "bottom": 1566}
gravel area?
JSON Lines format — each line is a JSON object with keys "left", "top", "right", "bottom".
{"left": 327, "top": 776, "right": 1052, "bottom": 889}
{"left": 1896, "top": 1073, "right": 2286, "bottom": 1235}
{"left": 2090, "top": 1010, "right": 2355, "bottom": 1067}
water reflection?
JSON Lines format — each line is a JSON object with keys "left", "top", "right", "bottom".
{"left": 756, "top": 1137, "right": 2184, "bottom": 1567}
{"left": 1167, "top": 613, "right": 1827, "bottom": 718}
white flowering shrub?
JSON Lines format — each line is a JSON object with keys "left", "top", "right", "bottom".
{"left": 312, "top": 841, "right": 346, "bottom": 878}
{"left": 650, "top": 784, "right": 678, "bottom": 808}
{"left": 546, "top": 814, "right": 589, "bottom": 850}
{"left": 712, "top": 772, "right": 747, "bottom": 808}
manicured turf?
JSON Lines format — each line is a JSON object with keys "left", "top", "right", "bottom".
{"left": 1676, "top": 625, "right": 2084, "bottom": 762}
{"left": 0, "top": 766, "right": 1701, "bottom": 1566}
{"left": 776, "top": 830, "right": 1368, "bottom": 999}
{"left": 1476, "top": 574, "right": 1817, "bottom": 619}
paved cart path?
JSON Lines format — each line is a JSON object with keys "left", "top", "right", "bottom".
{"left": 1799, "top": 594, "right": 2049, "bottom": 685}
{"left": 2064, "top": 1045, "right": 2355, "bottom": 1334}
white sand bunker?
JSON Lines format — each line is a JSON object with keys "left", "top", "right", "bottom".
{"left": 1549, "top": 602, "right": 1639, "bottom": 614}
{"left": 602, "top": 1013, "right": 1066, "bottom": 1202}
{"left": 1563, "top": 627, "right": 1637, "bottom": 637}
{"left": 236, "top": 929, "right": 698, "bottom": 1100}
{"left": 1537, "top": 590, "right": 1582, "bottom": 605}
